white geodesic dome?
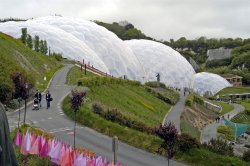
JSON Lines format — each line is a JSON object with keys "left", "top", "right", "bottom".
{"left": 0, "top": 16, "right": 145, "bottom": 81}
{"left": 29, "top": 16, "right": 145, "bottom": 81}
{"left": 0, "top": 21, "right": 108, "bottom": 72}
{"left": 193, "top": 72, "right": 232, "bottom": 96}
{"left": 125, "top": 39, "right": 196, "bottom": 89}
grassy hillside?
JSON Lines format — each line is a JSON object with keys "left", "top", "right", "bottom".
{"left": 216, "top": 87, "right": 250, "bottom": 96}
{"left": 0, "top": 32, "right": 62, "bottom": 103}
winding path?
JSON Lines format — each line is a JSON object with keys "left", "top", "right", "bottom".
{"left": 7, "top": 64, "right": 185, "bottom": 166}
{"left": 164, "top": 90, "right": 187, "bottom": 133}
{"left": 200, "top": 103, "right": 245, "bottom": 143}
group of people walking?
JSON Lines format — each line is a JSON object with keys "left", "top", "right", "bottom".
{"left": 33, "top": 90, "right": 52, "bottom": 110}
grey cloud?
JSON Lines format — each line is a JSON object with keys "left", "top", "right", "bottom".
{"left": 0, "top": 0, "right": 250, "bottom": 40}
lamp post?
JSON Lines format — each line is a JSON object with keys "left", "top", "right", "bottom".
{"left": 17, "top": 97, "right": 22, "bottom": 129}
{"left": 23, "top": 83, "right": 28, "bottom": 124}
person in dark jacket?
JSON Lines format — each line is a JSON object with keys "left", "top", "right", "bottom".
{"left": 45, "top": 90, "right": 52, "bottom": 109}
{"left": 35, "top": 90, "right": 42, "bottom": 108}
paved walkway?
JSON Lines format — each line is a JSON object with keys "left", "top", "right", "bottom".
{"left": 200, "top": 104, "right": 245, "bottom": 143}
{"left": 164, "top": 91, "right": 187, "bottom": 133}
{"left": 7, "top": 64, "right": 185, "bottom": 166}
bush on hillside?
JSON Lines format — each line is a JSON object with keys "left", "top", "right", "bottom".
{"left": 144, "top": 86, "right": 179, "bottom": 105}
{"left": 203, "top": 138, "right": 234, "bottom": 156}
{"left": 0, "top": 76, "right": 14, "bottom": 103}
{"left": 185, "top": 94, "right": 194, "bottom": 107}
{"left": 193, "top": 95, "right": 204, "bottom": 105}
{"left": 245, "top": 109, "right": 250, "bottom": 115}
{"left": 177, "top": 133, "right": 200, "bottom": 152}
{"left": 242, "top": 149, "right": 250, "bottom": 162}
{"left": 145, "top": 81, "right": 166, "bottom": 88}
{"left": 92, "top": 103, "right": 153, "bottom": 134}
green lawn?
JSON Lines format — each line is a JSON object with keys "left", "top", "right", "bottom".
{"left": 216, "top": 87, "right": 250, "bottom": 96}
{"left": 87, "top": 84, "right": 171, "bottom": 126}
{"left": 63, "top": 96, "right": 163, "bottom": 153}
{"left": 176, "top": 148, "right": 249, "bottom": 166}
{"left": 180, "top": 115, "right": 201, "bottom": 141}
{"left": 212, "top": 101, "right": 234, "bottom": 115}
{"left": 66, "top": 66, "right": 97, "bottom": 85}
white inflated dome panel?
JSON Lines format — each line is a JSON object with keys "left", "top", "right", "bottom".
{"left": 29, "top": 16, "right": 145, "bottom": 81}
{"left": 193, "top": 72, "right": 232, "bottom": 96}
{"left": 0, "top": 21, "right": 108, "bottom": 72}
{"left": 125, "top": 39, "right": 196, "bottom": 89}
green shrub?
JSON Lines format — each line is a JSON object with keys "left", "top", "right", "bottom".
{"left": 185, "top": 94, "right": 194, "bottom": 106}
{"left": 91, "top": 103, "right": 153, "bottom": 134}
{"left": 193, "top": 95, "right": 204, "bottom": 105}
{"left": 245, "top": 109, "right": 250, "bottom": 115}
{"left": 177, "top": 133, "right": 200, "bottom": 152}
{"left": 78, "top": 77, "right": 141, "bottom": 87}
{"left": 243, "top": 149, "right": 250, "bottom": 162}
{"left": 92, "top": 102, "right": 105, "bottom": 114}
{"left": 203, "top": 138, "right": 234, "bottom": 156}
{"left": 144, "top": 86, "right": 179, "bottom": 105}
{"left": 217, "top": 126, "right": 233, "bottom": 135}
{"left": 145, "top": 81, "right": 166, "bottom": 88}
{"left": 6, "top": 99, "right": 20, "bottom": 109}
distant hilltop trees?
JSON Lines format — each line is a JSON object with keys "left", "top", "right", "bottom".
{"left": 0, "top": 18, "right": 27, "bottom": 22}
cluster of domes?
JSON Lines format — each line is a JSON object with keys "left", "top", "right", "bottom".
{"left": 0, "top": 16, "right": 231, "bottom": 95}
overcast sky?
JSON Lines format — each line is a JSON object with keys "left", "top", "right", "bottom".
{"left": 1, "top": 0, "right": 250, "bottom": 40}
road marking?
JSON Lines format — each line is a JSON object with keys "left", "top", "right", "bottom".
{"left": 32, "top": 121, "right": 38, "bottom": 124}
{"left": 60, "top": 113, "right": 64, "bottom": 116}
{"left": 48, "top": 117, "right": 53, "bottom": 120}
{"left": 67, "top": 131, "right": 74, "bottom": 135}
{"left": 49, "top": 127, "right": 72, "bottom": 133}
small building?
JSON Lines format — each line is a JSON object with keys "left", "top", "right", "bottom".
{"left": 223, "top": 74, "right": 243, "bottom": 87}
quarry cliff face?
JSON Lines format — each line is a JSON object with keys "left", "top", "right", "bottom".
{"left": 0, "top": 103, "right": 18, "bottom": 166}
{"left": 206, "top": 47, "right": 232, "bottom": 61}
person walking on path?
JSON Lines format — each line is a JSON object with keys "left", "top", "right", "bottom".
{"left": 45, "top": 91, "right": 52, "bottom": 109}
{"left": 35, "top": 90, "right": 42, "bottom": 109}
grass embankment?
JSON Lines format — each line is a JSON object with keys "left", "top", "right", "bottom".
{"left": 64, "top": 69, "right": 171, "bottom": 152}
{"left": 176, "top": 148, "right": 249, "bottom": 166}
{"left": 232, "top": 101, "right": 250, "bottom": 124}
{"left": 216, "top": 87, "right": 250, "bottom": 96}
{"left": 66, "top": 66, "right": 97, "bottom": 85}
{"left": 212, "top": 101, "right": 234, "bottom": 115}
{"left": 180, "top": 114, "right": 201, "bottom": 141}
{"left": 0, "top": 32, "right": 62, "bottom": 95}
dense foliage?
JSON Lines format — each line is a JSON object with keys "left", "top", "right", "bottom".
{"left": 95, "top": 21, "right": 152, "bottom": 40}
{"left": 203, "top": 138, "right": 234, "bottom": 156}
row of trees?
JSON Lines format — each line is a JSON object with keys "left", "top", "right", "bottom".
{"left": 21, "top": 28, "right": 48, "bottom": 55}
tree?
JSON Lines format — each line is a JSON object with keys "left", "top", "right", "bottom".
{"left": 243, "top": 149, "right": 250, "bottom": 162}
{"left": 34, "top": 35, "right": 40, "bottom": 52}
{"left": 21, "top": 28, "right": 27, "bottom": 45}
{"left": 11, "top": 72, "right": 32, "bottom": 124}
{"left": 70, "top": 89, "right": 87, "bottom": 149}
{"left": 39, "top": 40, "right": 44, "bottom": 53}
{"left": 155, "top": 122, "right": 178, "bottom": 166}
{"left": 43, "top": 40, "right": 48, "bottom": 55}
{"left": 27, "top": 35, "right": 33, "bottom": 49}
